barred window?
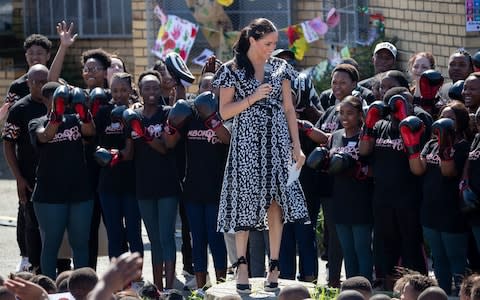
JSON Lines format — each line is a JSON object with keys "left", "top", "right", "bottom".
{"left": 0, "top": 0, "right": 12, "bottom": 33}
{"left": 24, "top": 0, "right": 132, "bottom": 38}
{"left": 323, "top": 0, "right": 370, "bottom": 46}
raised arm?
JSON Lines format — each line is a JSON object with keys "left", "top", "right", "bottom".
{"left": 48, "top": 21, "right": 77, "bottom": 82}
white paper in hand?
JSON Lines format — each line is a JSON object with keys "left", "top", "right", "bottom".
{"left": 286, "top": 162, "right": 301, "bottom": 186}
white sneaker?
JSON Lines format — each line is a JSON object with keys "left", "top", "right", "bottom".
{"left": 16, "top": 257, "right": 31, "bottom": 272}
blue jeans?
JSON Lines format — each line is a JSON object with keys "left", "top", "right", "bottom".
{"left": 99, "top": 192, "right": 143, "bottom": 258}
{"left": 138, "top": 197, "right": 178, "bottom": 264}
{"left": 34, "top": 200, "right": 93, "bottom": 279}
{"left": 336, "top": 224, "right": 373, "bottom": 281}
{"left": 184, "top": 202, "right": 227, "bottom": 272}
{"left": 423, "top": 226, "right": 468, "bottom": 294}
{"left": 279, "top": 222, "right": 318, "bottom": 280}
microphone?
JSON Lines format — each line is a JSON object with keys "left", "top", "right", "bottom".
{"left": 259, "top": 63, "right": 273, "bottom": 104}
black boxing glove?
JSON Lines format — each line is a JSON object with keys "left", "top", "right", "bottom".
{"left": 122, "top": 108, "right": 152, "bottom": 142}
{"left": 111, "top": 105, "right": 127, "bottom": 124}
{"left": 166, "top": 99, "right": 193, "bottom": 135}
{"left": 306, "top": 147, "right": 330, "bottom": 170}
{"left": 165, "top": 52, "right": 195, "bottom": 86}
{"left": 419, "top": 70, "right": 444, "bottom": 111}
{"left": 399, "top": 116, "right": 425, "bottom": 159}
{"left": 94, "top": 147, "right": 122, "bottom": 167}
{"left": 388, "top": 94, "right": 409, "bottom": 122}
{"left": 361, "top": 101, "right": 388, "bottom": 141}
{"left": 432, "top": 118, "right": 455, "bottom": 161}
{"left": 89, "top": 87, "right": 108, "bottom": 118}
{"left": 50, "top": 85, "right": 69, "bottom": 124}
{"left": 194, "top": 91, "right": 223, "bottom": 130}
{"left": 328, "top": 152, "right": 356, "bottom": 175}
{"left": 71, "top": 87, "right": 91, "bottom": 123}
{"left": 297, "top": 119, "right": 314, "bottom": 136}
{"left": 448, "top": 80, "right": 465, "bottom": 102}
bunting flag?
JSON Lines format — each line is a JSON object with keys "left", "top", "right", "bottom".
{"left": 217, "top": 0, "right": 234, "bottom": 7}
{"left": 151, "top": 15, "right": 199, "bottom": 61}
{"left": 286, "top": 25, "right": 309, "bottom": 61}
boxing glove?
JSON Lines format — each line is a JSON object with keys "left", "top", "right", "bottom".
{"left": 460, "top": 179, "right": 480, "bottom": 213}
{"left": 399, "top": 116, "right": 425, "bottom": 159}
{"left": 94, "top": 147, "right": 122, "bottom": 167}
{"left": 473, "top": 51, "right": 480, "bottom": 72}
{"left": 328, "top": 152, "right": 356, "bottom": 175}
{"left": 89, "top": 87, "right": 108, "bottom": 118}
{"left": 122, "top": 108, "right": 152, "bottom": 141}
{"left": 194, "top": 91, "right": 223, "bottom": 130}
{"left": 49, "top": 85, "right": 70, "bottom": 124}
{"left": 71, "top": 87, "right": 91, "bottom": 123}
{"left": 111, "top": 105, "right": 127, "bottom": 124}
{"left": 297, "top": 119, "right": 314, "bottom": 136}
{"left": 165, "top": 52, "right": 195, "bottom": 86}
{"left": 166, "top": 99, "right": 193, "bottom": 135}
{"left": 388, "top": 94, "right": 409, "bottom": 122}
{"left": 361, "top": 101, "right": 388, "bottom": 140}
{"left": 306, "top": 147, "right": 329, "bottom": 170}
{"left": 419, "top": 70, "right": 444, "bottom": 110}
{"left": 432, "top": 118, "right": 455, "bottom": 161}
{"left": 448, "top": 80, "right": 464, "bottom": 102}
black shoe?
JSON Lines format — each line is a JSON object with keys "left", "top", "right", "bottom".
{"left": 232, "top": 256, "right": 251, "bottom": 294}
{"left": 264, "top": 259, "right": 280, "bottom": 292}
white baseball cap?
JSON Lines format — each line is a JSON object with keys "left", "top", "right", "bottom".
{"left": 374, "top": 42, "right": 397, "bottom": 58}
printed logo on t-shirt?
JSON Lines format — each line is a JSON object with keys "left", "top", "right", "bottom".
{"left": 321, "top": 122, "right": 338, "bottom": 133}
{"left": 469, "top": 150, "right": 480, "bottom": 161}
{"left": 425, "top": 152, "right": 441, "bottom": 165}
{"left": 131, "top": 123, "right": 164, "bottom": 139}
{"left": 331, "top": 143, "right": 359, "bottom": 160}
{"left": 49, "top": 126, "right": 82, "bottom": 143}
{"left": 187, "top": 129, "right": 221, "bottom": 144}
{"left": 375, "top": 137, "right": 404, "bottom": 151}
{"left": 104, "top": 122, "right": 124, "bottom": 135}
{"left": 2, "top": 122, "right": 20, "bottom": 140}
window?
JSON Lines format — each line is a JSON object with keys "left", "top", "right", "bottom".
{"left": 23, "top": 0, "right": 132, "bottom": 38}
{"left": 154, "top": 0, "right": 292, "bottom": 60}
{"left": 0, "top": 0, "right": 12, "bottom": 33}
{"left": 322, "top": 0, "right": 370, "bottom": 46}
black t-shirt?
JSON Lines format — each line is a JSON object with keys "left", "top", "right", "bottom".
{"left": 467, "top": 134, "right": 480, "bottom": 225}
{"left": 372, "top": 120, "right": 424, "bottom": 208}
{"left": 4, "top": 74, "right": 29, "bottom": 104}
{"left": 182, "top": 105, "right": 229, "bottom": 203}
{"left": 1, "top": 95, "right": 47, "bottom": 184}
{"left": 329, "top": 129, "right": 373, "bottom": 224}
{"left": 95, "top": 104, "right": 135, "bottom": 195}
{"left": 132, "top": 106, "right": 181, "bottom": 199}
{"left": 420, "top": 139, "right": 470, "bottom": 232}
{"left": 29, "top": 114, "right": 92, "bottom": 203}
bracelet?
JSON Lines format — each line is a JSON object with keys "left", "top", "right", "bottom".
{"left": 246, "top": 97, "right": 251, "bottom": 106}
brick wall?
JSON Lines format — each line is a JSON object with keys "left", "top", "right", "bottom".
{"left": 368, "top": 0, "right": 471, "bottom": 77}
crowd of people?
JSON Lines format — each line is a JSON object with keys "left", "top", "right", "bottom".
{"left": 2, "top": 16, "right": 480, "bottom": 299}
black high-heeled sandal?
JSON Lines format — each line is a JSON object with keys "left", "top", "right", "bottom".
{"left": 232, "top": 256, "right": 251, "bottom": 294}
{"left": 264, "top": 259, "right": 280, "bottom": 291}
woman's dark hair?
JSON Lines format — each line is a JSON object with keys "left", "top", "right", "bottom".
{"left": 152, "top": 59, "right": 166, "bottom": 72}
{"left": 340, "top": 95, "right": 363, "bottom": 115}
{"left": 383, "top": 70, "right": 410, "bottom": 89}
{"left": 111, "top": 72, "right": 133, "bottom": 89}
{"left": 439, "top": 100, "right": 472, "bottom": 141}
{"left": 450, "top": 48, "right": 474, "bottom": 70}
{"left": 233, "top": 18, "right": 277, "bottom": 79}
{"left": 138, "top": 70, "right": 162, "bottom": 88}
{"left": 81, "top": 48, "right": 112, "bottom": 69}
{"left": 332, "top": 64, "right": 359, "bottom": 82}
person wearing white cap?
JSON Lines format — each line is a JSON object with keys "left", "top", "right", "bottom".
{"left": 359, "top": 41, "right": 397, "bottom": 91}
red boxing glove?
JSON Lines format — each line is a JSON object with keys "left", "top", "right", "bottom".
{"left": 297, "top": 119, "right": 314, "bottom": 136}
{"left": 361, "top": 101, "right": 388, "bottom": 141}
{"left": 388, "top": 94, "right": 409, "bottom": 122}
{"left": 109, "top": 149, "right": 122, "bottom": 167}
{"left": 89, "top": 87, "right": 108, "bottom": 118}
{"left": 432, "top": 118, "right": 455, "bottom": 161}
{"left": 419, "top": 70, "right": 444, "bottom": 100}
{"left": 399, "top": 116, "right": 425, "bottom": 159}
